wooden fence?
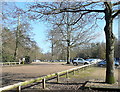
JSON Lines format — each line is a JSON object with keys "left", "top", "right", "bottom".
{"left": 0, "top": 63, "right": 95, "bottom": 92}
{"left": 0, "top": 62, "right": 23, "bottom": 66}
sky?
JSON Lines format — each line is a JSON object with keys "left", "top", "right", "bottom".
{"left": 1, "top": 0, "right": 120, "bottom": 2}
{"left": 14, "top": 2, "right": 52, "bottom": 53}
{"left": 5, "top": 2, "right": 119, "bottom": 53}
{"left": 31, "top": 17, "right": 118, "bottom": 53}
{"left": 31, "top": 22, "right": 51, "bottom": 53}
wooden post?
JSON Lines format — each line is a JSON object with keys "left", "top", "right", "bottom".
{"left": 42, "top": 78, "right": 46, "bottom": 89}
{"left": 22, "top": 61, "right": 24, "bottom": 64}
{"left": 57, "top": 73, "right": 59, "bottom": 83}
{"left": 17, "top": 86, "right": 21, "bottom": 92}
{"left": 66, "top": 70, "right": 69, "bottom": 78}
{"left": 88, "top": 64, "right": 89, "bottom": 67}
{"left": 78, "top": 69, "right": 80, "bottom": 73}
{"left": 82, "top": 67, "right": 84, "bottom": 71}
{"left": 9, "top": 62, "right": 10, "bottom": 65}
{"left": 73, "top": 70, "right": 75, "bottom": 75}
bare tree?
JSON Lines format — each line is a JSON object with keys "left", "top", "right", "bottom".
{"left": 28, "top": 1, "right": 120, "bottom": 84}
{"left": 47, "top": 8, "right": 98, "bottom": 64}
{"left": 2, "top": 2, "right": 43, "bottom": 62}
{"left": 13, "top": 14, "right": 20, "bottom": 61}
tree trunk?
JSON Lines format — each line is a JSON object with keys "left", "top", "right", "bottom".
{"left": 104, "top": 2, "right": 115, "bottom": 84}
{"left": 13, "top": 31, "right": 19, "bottom": 61}
{"left": 14, "top": 15, "right": 20, "bottom": 61}
{"left": 51, "top": 34, "right": 54, "bottom": 60}
{"left": 66, "top": 40, "right": 70, "bottom": 64}
{"left": 66, "top": 12, "right": 71, "bottom": 64}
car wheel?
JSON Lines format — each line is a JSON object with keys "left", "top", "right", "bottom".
{"left": 73, "top": 62, "right": 78, "bottom": 66}
{"left": 115, "top": 64, "right": 119, "bottom": 66}
{"left": 84, "top": 62, "right": 89, "bottom": 65}
{"left": 115, "top": 64, "right": 119, "bottom": 68}
{"left": 99, "top": 64, "right": 103, "bottom": 67}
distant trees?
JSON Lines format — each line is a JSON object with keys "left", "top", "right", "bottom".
{"left": 76, "top": 42, "right": 106, "bottom": 59}
{"left": 76, "top": 39, "right": 119, "bottom": 60}
{"left": 2, "top": 26, "right": 42, "bottom": 62}
{"left": 2, "top": 2, "right": 43, "bottom": 62}
{"left": 2, "top": 28, "right": 15, "bottom": 62}
{"left": 48, "top": 30, "right": 66, "bottom": 60}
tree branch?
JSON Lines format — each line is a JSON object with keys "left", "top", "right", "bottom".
{"left": 112, "top": 9, "right": 120, "bottom": 13}
{"left": 42, "top": 9, "right": 105, "bottom": 15}
{"left": 69, "top": 11, "right": 90, "bottom": 25}
{"left": 112, "top": 10, "right": 120, "bottom": 19}
{"left": 113, "top": 1, "right": 120, "bottom": 6}
{"left": 60, "top": 9, "right": 105, "bottom": 13}
{"left": 63, "top": 2, "right": 98, "bottom": 10}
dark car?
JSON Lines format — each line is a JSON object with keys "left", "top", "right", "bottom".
{"left": 98, "top": 60, "right": 119, "bottom": 67}
{"left": 98, "top": 60, "right": 106, "bottom": 67}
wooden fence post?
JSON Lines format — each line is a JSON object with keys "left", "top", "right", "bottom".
{"left": 73, "top": 70, "right": 75, "bottom": 75}
{"left": 66, "top": 70, "right": 69, "bottom": 78}
{"left": 78, "top": 69, "right": 80, "bottom": 73}
{"left": 17, "top": 86, "right": 21, "bottom": 92}
{"left": 82, "top": 67, "right": 84, "bottom": 71}
{"left": 57, "top": 73, "right": 59, "bottom": 83}
{"left": 84, "top": 66, "right": 86, "bottom": 70}
{"left": 42, "top": 78, "right": 46, "bottom": 89}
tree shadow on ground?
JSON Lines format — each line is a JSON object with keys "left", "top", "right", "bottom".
{"left": 2, "top": 72, "right": 45, "bottom": 87}
{"left": 46, "top": 81, "right": 84, "bottom": 85}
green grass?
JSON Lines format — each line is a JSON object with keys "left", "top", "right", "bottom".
{"left": 61, "top": 66, "right": 107, "bottom": 80}
{"left": 60, "top": 67, "right": 97, "bottom": 79}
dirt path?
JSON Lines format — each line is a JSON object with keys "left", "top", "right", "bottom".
{"left": 1, "top": 62, "right": 76, "bottom": 87}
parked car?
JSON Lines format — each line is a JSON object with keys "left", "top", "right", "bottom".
{"left": 86, "top": 59, "right": 97, "bottom": 64}
{"left": 98, "top": 60, "right": 119, "bottom": 67}
{"left": 114, "top": 58, "right": 120, "bottom": 64}
{"left": 33, "top": 60, "right": 41, "bottom": 62}
{"left": 115, "top": 62, "right": 119, "bottom": 66}
{"left": 97, "top": 60, "right": 106, "bottom": 67}
{"left": 72, "top": 58, "right": 90, "bottom": 66}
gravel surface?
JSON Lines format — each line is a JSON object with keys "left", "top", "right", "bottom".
{"left": 1, "top": 62, "right": 120, "bottom": 92}
{"left": 23, "top": 66, "right": 119, "bottom": 91}
{"left": 1, "top": 62, "right": 76, "bottom": 87}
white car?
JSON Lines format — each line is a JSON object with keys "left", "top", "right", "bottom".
{"left": 86, "top": 59, "right": 97, "bottom": 64}
{"left": 72, "top": 58, "right": 90, "bottom": 66}
{"left": 33, "top": 60, "right": 41, "bottom": 62}
{"left": 86, "top": 59, "right": 102, "bottom": 64}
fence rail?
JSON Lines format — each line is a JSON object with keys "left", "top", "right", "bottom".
{"left": 0, "top": 63, "right": 95, "bottom": 92}
{"left": 0, "top": 62, "right": 23, "bottom": 66}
